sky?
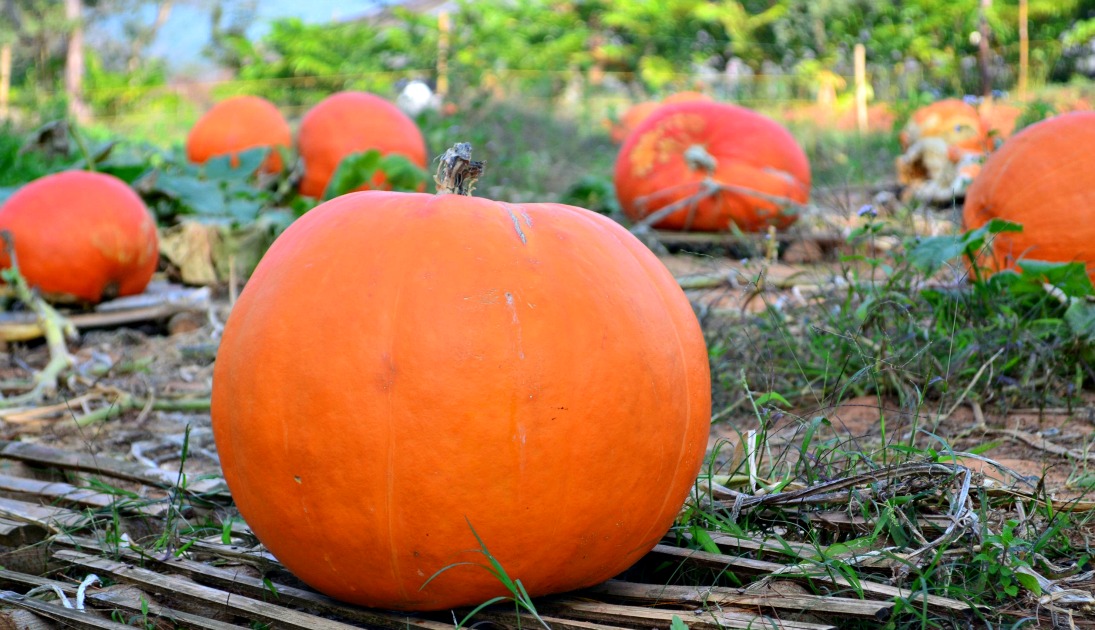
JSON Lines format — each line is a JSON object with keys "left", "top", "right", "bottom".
{"left": 130, "top": 0, "right": 388, "bottom": 74}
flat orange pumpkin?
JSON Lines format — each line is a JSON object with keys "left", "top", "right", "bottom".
{"left": 297, "top": 91, "right": 428, "bottom": 198}
{"left": 614, "top": 101, "right": 811, "bottom": 232}
{"left": 211, "top": 148, "right": 711, "bottom": 611}
{"left": 186, "top": 95, "right": 292, "bottom": 173}
{"left": 963, "top": 111, "right": 1095, "bottom": 277}
{"left": 0, "top": 170, "right": 159, "bottom": 303}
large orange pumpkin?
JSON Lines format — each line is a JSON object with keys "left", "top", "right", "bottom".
{"left": 186, "top": 95, "right": 292, "bottom": 173}
{"left": 211, "top": 147, "right": 711, "bottom": 611}
{"left": 297, "top": 91, "right": 428, "bottom": 198}
{"left": 899, "top": 99, "right": 989, "bottom": 153}
{"left": 0, "top": 171, "right": 158, "bottom": 303}
{"left": 963, "top": 111, "right": 1095, "bottom": 277}
{"left": 614, "top": 101, "right": 811, "bottom": 232}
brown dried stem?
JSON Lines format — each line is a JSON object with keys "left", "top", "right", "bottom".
{"left": 434, "top": 142, "right": 485, "bottom": 196}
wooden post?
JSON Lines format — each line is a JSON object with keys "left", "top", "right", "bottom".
{"left": 1018, "top": 0, "right": 1028, "bottom": 100}
{"left": 436, "top": 11, "right": 450, "bottom": 100}
{"left": 0, "top": 44, "right": 11, "bottom": 121}
{"left": 854, "top": 43, "right": 867, "bottom": 134}
{"left": 978, "top": 0, "right": 992, "bottom": 98}
{"left": 64, "top": 0, "right": 91, "bottom": 123}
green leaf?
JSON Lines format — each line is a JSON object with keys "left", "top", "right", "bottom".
{"left": 1015, "top": 571, "right": 1043, "bottom": 596}
{"left": 754, "top": 392, "right": 791, "bottom": 407}
{"left": 907, "top": 218, "right": 1023, "bottom": 275}
{"left": 1017, "top": 260, "right": 1095, "bottom": 298}
{"left": 324, "top": 150, "right": 383, "bottom": 200}
{"left": 670, "top": 615, "right": 690, "bottom": 630}
{"left": 202, "top": 147, "right": 271, "bottom": 181}
{"left": 690, "top": 526, "right": 721, "bottom": 554}
{"left": 1064, "top": 300, "right": 1095, "bottom": 340}
{"left": 154, "top": 173, "right": 227, "bottom": 215}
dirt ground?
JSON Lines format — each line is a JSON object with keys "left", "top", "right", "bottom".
{"left": 1, "top": 251, "right": 1093, "bottom": 506}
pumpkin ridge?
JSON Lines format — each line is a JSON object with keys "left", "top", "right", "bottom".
{"left": 563, "top": 206, "right": 706, "bottom": 553}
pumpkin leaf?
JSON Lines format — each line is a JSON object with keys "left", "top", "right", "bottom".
{"left": 323, "top": 150, "right": 383, "bottom": 200}
{"left": 203, "top": 147, "right": 271, "bottom": 181}
{"left": 153, "top": 173, "right": 228, "bottom": 216}
{"left": 379, "top": 154, "right": 429, "bottom": 192}
{"left": 906, "top": 218, "right": 1023, "bottom": 275}
{"left": 1064, "top": 300, "right": 1095, "bottom": 340}
{"left": 1016, "top": 260, "right": 1095, "bottom": 298}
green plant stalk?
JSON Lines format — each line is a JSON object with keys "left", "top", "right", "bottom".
{"left": 74, "top": 396, "right": 212, "bottom": 427}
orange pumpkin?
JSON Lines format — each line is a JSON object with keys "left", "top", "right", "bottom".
{"left": 211, "top": 147, "right": 711, "bottom": 611}
{"left": 900, "top": 99, "right": 990, "bottom": 153}
{"left": 0, "top": 171, "right": 158, "bottom": 303}
{"left": 963, "top": 111, "right": 1095, "bottom": 277}
{"left": 186, "top": 95, "right": 292, "bottom": 173}
{"left": 614, "top": 101, "right": 811, "bottom": 232}
{"left": 297, "top": 91, "right": 428, "bottom": 198}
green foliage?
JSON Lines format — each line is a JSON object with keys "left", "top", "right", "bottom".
{"left": 323, "top": 150, "right": 429, "bottom": 200}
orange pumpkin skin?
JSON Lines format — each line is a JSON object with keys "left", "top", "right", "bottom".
{"left": 0, "top": 171, "right": 158, "bottom": 303}
{"left": 211, "top": 191, "right": 711, "bottom": 611}
{"left": 977, "top": 101, "right": 1023, "bottom": 142}
{"left": 614, "top": 101, "right": 811, "bottom": 232}
{"left": 186, "top": 96, "right": 292, "bottom": 173}
{"left": 963, "top": 112, "right": 1095, "bottom": 277}
{"left": 900, "top": 99, "right": 990, "bottom": 153}
{"left": 609, "top": 93, "right": 711, "bottom": 144}
{"left": 297, "top": 91, "right": 428, "bottom": 198}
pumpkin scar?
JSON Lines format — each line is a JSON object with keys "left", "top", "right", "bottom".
{"left": 505, "top": 208, "right": 528, "bottom": 244}
{"left": 505, "top": 292, "right": 525, "bottom": 360}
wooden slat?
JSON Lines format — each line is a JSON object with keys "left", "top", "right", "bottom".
{"left": 0, "top": 473, "right": 168, "bottom": 517}
{"left": 675, "top": 531, "right": 822, "bottom": 561}
{"left": 0, "top": 569, "right": 243, "bottom": 630}
{"left": 53, "top": 550, "right": 362, "bottom": 630}
{"left": 586, "top": 580, "right": 891, "bottom": 619}
{"left": 648, "top": 545, "right": 976, "bottom": 614}
{"left": 0, "top": 590, "right": 134, "bottom": 629}
{"left": 546, "top": 599, "right": 836, "bottom": 630}
{"left": 0, "top": 517, "right": 48, "bottom": 548}
{"left": 0, "top": 495, "right": 89, "bottom": 532}
{"left": 0, "top": 441, "right": 226, "bottom": 498}
{"left": 52, "top": 543, "right": 453, "bottom": 630}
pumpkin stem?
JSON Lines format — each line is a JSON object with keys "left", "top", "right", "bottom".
{"left": 434, "top": 142, "right": 485, "bottom": 196}
{"left": 684, "top": 144, "right": 717, "bottom": 173}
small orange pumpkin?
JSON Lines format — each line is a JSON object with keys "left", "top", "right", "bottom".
{"left": 963, "top": 111, "right": 1095, "bottom": 277}
{"left": 614, "top": 101, "right": 811, "bottom": 232}
{"left": 297, "top": 91, "right": 428, "bottom": 198}
{"left": 211, "top": 146, "right": 711, "bottom": 611}
{"left": 900, "top": 99, "right": 990, "bottom": 153}
{"left": 186, "top": 95, "right": 292, "bottom": 173}
{"left": 0, "top": 171, "right": 159, "bottom": 303}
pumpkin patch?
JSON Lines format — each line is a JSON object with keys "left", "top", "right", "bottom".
{"left": 613, "top": 101, "right": 811, "bottom": 232}
{"left": 0, "top": 170, "right": 159, "bottom": 304}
